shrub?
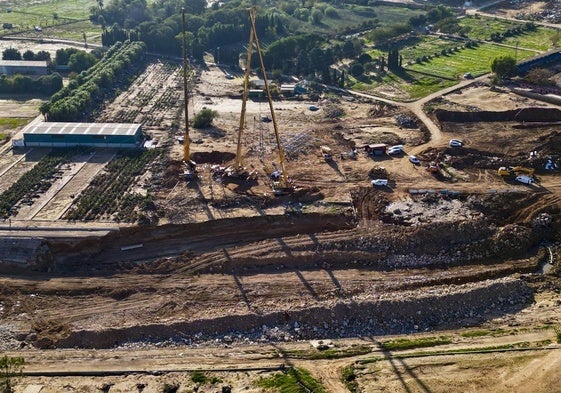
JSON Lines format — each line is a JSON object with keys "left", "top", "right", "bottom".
{"left": 192, "top": 108, "right": 218, "bottom": 128}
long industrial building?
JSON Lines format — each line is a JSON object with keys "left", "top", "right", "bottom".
{"left": 20, "top": 122, "right": 143, "bottom": 148}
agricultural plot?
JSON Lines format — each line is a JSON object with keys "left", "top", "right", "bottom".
{"left": 399, "top": 36, "right": 467, "bottom": 64}
{"left": 459, "top": 15, "right": 555, "bottom": 51}
{"left": 63, "top": 149, "right": 162, "bottom": 223}
{"left": 1, "top": 0, "right": 93, "bottom": 21}
{"left": 405, "top": 42, "right": 536, "bottom": 79}
{"left": 459, "top": 15, "right": 524, "bottom": 40}
{"left": 33, "top": 149, "right": 116, "bottom": 221}
{"left": 96, "top": 60, "right": 183, "bottom": 143}
{"left": 0, "top": 148, "right": 70, "bottom": 219}
{"left": 0, "top": 148, "right": 49, "bottom": 195}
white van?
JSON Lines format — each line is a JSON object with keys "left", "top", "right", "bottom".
{"left": 515, "top": 175, "right": 534, "bottom": 184}
{"left": 371, "top": 179, "right": 388, "bottom": 187}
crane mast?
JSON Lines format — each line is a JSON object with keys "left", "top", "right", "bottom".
{"left": 235, "top": 20, "right": 255, "bottom": 170}
{"left": 181, "top": 7, "right": 190, "bottom": 162}
{"left": 240, "top": 7, "right": 291, "bottom": 193}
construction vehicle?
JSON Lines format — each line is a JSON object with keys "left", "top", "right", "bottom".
{"left": 498, "top": 166, "right": 535, "bottom": 178}
{"left": 320, "top": 145, "right": 333, "bottom": 161}
{"left": 512, "top": 166, "right": 535, "bottom": 176}
{"left": 241, "top": 7, "right": 293, "bottom": 196}
{"left": 426, "top": 161, "right": 439, "bottom": 173}
{"left": 181, "top": 8, "right": 197, "bottom": 181}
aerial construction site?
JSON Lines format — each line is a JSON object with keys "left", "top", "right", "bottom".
{"left": 1, "top": 4, "right": 561, "bottom": 393}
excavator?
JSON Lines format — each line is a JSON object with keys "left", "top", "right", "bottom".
{"left": 229, "top": 7, "right": 293, "bottom": 195}
{"left": 497, "top": 166, "right": 535, "bottom": 178}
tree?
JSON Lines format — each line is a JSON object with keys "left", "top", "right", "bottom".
{"left": 350, "top": 62, "right": 364, "bottom": 77}
{"left": 310, "top": 8, "right": 323, "bottom": 25}
{"left": 192, "top": 108, "right": 218, "bottom": 128}
{"left": 0, "top": 355, "right": 24, "bottom": 393}
{"left": 22, "top": 50, "right": 35, "bottom": 61}
{"left": 490, "top": 55, "right": 517, "bottom": 79}
{"left": 2, "top": 48, "right": 21, "bottom": 60}
{"left": 68, "top": 51, "right": 97, "bottom": 73}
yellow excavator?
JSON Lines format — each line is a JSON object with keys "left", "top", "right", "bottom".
{"left": 232, "top": 7, "right": 293, "bottom": 195}
{"left": 497, "top": 166, "right": 535, "bottom": 177}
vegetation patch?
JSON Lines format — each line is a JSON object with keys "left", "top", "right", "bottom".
{"left": 405, "top": 42, "right": 535, "bottom": 79}
{"left": 281, "top": 344, "right": 371, "bottom": 360}
{"left": 0, "top": 118, "right": 31, "bottom": 130}
{"left": 63, "top": 149, "right": 161, "bottom": 223}
{"left": 0, "top": 149, "right": 72, "bottom": 219}
{"left": 460, "top": 329, "right": 492, "bottom": 338}
{"left": 255, "top": 367, "right": 327, "bottom": 393}
{"left": 341, "top": 365, "right": 360, "bottom": 393}
{"left": 380, "top": 336, "right": 452, "bottom": 351}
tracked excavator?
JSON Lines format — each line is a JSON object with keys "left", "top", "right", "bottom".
{"left": 497, "top": 166, "right": 535, "bottom": 178}
{"left": 229, "top": 7, "right": 293, "bottom": 195}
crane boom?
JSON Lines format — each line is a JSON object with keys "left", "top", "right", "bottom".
{"left": 181, "top": 7, "right": 190, "bottom": 162}
{"left": 235, "top": 21, "right": 256, "bottom": 169}
{"left": 246, "top": 7, "right": 290, "bottom": 191}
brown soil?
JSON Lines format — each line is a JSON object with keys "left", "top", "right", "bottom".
{"left": 1, "top": 40, "right": 561, "bottom": 393}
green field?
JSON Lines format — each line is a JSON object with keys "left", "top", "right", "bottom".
{"left": 406, "top": 42, "right": 536, "bottom": 79}
{"left": 0, "top": 0, "right": 94, "bottom": 20}
{"left": 399, "top": 36, "right": 466, "bottom": 63}
{"left": 0, "top": 0, "right": 102, "bottom": 42}
{"left": 291, "top": 3, "right": 425, "bottom": 34}
{"left": 459, "top": 15, "right": 556, "bottom": 51}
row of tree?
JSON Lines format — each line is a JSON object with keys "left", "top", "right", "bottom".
{"left": 2, "top": 48, "right": 51, "bottom": 61}
{"left": 0, "top": 73, "right": 62, "bottom": 95}
{"left": 41, "top": 41, "right": 146, "bottom": 121}
{"left": 2, "top": 47, "right": 103, "bottom": 74}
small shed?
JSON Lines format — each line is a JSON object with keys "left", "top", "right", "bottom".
{"left": 0, "top": 60, "right": 48, "bottom": 76}
{"left": 363, "top": 143, "right": 387, "bottom": 156}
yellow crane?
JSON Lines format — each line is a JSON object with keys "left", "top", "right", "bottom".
{"left": 181, "top": 7, "right": 196, "bottom": 180}
{"left": 237, "top": 7, "right": 292, "bottom": 195}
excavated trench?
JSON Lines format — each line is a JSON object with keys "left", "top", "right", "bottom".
{"left": 434, "top": 107, "right": 561, "bottom": 123}
{"left": 3, "top": 190, "right": 559, "bottom": 350}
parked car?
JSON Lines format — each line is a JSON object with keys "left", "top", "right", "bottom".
{"left": 309, "top": 105, "right": 320, "bottom": 111}
{"left": 388, "top": 147, "right": 403, "bottom": 155}
{"left": 261, "top": 115, "right": 272, "bottom": 123}
{"left": 371, "top": 179, "right": 388, "bottom": 187}
{"left": 389, "top": 144, "right": 404, "bottom": 151}
{"left": 463, "top": 72, "right": 473, "bottom": 79}
{"left": 515, "top": 175, "right": 534, "bottom": 184}
{"left": 449, "top": 139, "right": 463, "bottom": 147}
{"left": 409, "top": 155, "right": 420, "bottom": 165}
{"left": 225, "top": 73, "right": 234, "bottom": 79}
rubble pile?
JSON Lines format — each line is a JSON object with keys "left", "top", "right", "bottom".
{"left": 50, "top": 278, "right": 532, "bottom": 350}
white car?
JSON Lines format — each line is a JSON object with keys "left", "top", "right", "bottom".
{"left": 515, "top": 175, "right": 534, "bottom": 184}
{"left": 225, "top": 73, "right": 234, "bottom": 79}
{"left": 409, "top": 155, "right": 420, "bottom": 165}
{"left": 388, "top": 147, "right": 403, "bottom": 155}
{"left": 371, "top": 179, "right": 388, "bottom": 186}
{"left": 449, "top": 139, "right": 463, "bottom": 147}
